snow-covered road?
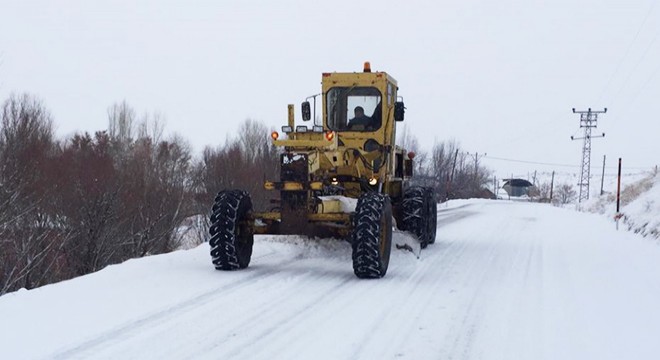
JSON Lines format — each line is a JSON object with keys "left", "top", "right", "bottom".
{"left": 2, "top": 199, "right": 660, "bottom": 359}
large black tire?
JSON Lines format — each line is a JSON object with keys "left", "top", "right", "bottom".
{"left": 401, "top": 186, "right": 437, "bottom": 248}
{"left": 425, "top": 187, "right": 438, "bottom": 245}
{"left": 209, "top": 190, "right": 254, "bottom": 270}
{"left": 352, "top": 192, "right": 393, "bottom": 279}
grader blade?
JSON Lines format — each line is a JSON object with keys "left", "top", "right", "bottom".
{"left": 393, "top": 231, "right": 422, "bottom": 259}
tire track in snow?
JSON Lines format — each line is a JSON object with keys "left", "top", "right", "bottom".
{"left": 51, "top": 203, "right": 506, "bottom": 360}
{"left": 50, "top": 248, "right": 305, "bottom": 359}
{"left": 177, "top": 266, "right": 352, "bottom": 359}
{"left": 341, "top": 206, "right": 484, "bottom": 359}
{"left": 348, "top": 241, "right": 469, "bottom": 359}
{"left": 205, "top": 274, "right": 359, "bottom": 359}
{"left": 496, "top": 229, "right": 545, "bottom": 359}
{"left": 440, "top": 211, "right": 511, "bottom": 360}
{"left": 243, "top": 205, "right": 492, "bottom": 360}
{"left": 216, "top": 210, "right": 477, "bottom": 360}
{"left": 158, "top": 269, "right": 345, "bottom": 359}
{"left": 68, "top": 253, "right": 355, "bottom": 359}
{"left": 342, "top": 208, "right": 480, "bottom": 359}
{"left": 437, "top": 204, "right": 547, "bottom": 360}
{"left": 242, "top": 272, "right": 397, "bottom": 360}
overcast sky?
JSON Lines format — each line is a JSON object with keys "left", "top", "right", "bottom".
{"left": 1, "top": 0, "right": 658, "bottom": 179}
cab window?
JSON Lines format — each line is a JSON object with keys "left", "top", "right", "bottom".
{"left": 326, "top": 87, "right": 382, "bottom": 132}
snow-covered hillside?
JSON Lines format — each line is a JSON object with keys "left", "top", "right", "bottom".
{"left": 585, "top": 170, "right": 660, "bottom": 239}
{"left": 2, "top": 200, "right": 660, "bottom": 359}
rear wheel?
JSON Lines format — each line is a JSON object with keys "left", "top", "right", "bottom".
{"left": 209, "top": 190, "right": 254, "bottom": 270}
{"left": 352, "top": 192, "right": 393, "bottom": 279}
{"left": 425, "top": 187, "right": 438, "bottom": 245}
{"left": 401, "top": 186, "right": 437, "bottom": 248}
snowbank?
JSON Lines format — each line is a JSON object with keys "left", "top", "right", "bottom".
{"left": 585, "top": 170, "right": 660, "bottom": 239}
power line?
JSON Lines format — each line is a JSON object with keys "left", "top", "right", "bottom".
{"left": 610, "top": 28, "right": 659, "bottom": 107}
{"left": 624, "top": 59, "right": 660, "bottom": 111}
{"left": 484, "top": 155, "right": 582, "bottom": 168}
{"left": 597, "top": 1, "right": 656, "bottom": 105}
{"left": 483, "top": 155, "right": 652, "bottom": 171}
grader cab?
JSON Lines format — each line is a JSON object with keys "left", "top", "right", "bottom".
{"left": 209, "top": 62, "right": 437, "bottom": 278}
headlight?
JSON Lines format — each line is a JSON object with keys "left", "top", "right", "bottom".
{"left": 368, "top": 177, "right": 378, "bottom": 186}
{"left": 281, "top": 126, "right": 293, "bottom": 133}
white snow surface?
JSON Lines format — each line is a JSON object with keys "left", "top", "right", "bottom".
{"left": 2, "top": 199, "right": 660, "bottom": 359}
{"left": 584, "top": 170, "right": 660, "bottom": 239}
{"left": 318, "top": 195, "right": 358, "bottom": 213}
{"left": 620, "top": 174, "right": 660, "bottom": 237}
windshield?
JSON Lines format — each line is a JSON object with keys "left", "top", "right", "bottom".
{"left": 326, "top": 87, "right": 382, "bottom": 132}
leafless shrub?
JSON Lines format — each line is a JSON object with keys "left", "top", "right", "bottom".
{"left": 553, "top": 183, "right": 577, "bottom": 205}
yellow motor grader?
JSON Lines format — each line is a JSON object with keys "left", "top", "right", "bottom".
{"left": 209, "top": 62, "right": 437, "bottom": 278}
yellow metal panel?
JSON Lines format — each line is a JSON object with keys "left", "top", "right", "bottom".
{"left": 264, "top": 181, "right": 322, "bottom": 191}
{"left": 263, "top": 181, "right": 305, "bottom": 191}
{"left": 310, "top": 181, "right": 323, "bottom": 191}
{"left": 307, "top": 213, "right": 351, "bottom": 222}
{"left": 253, "top": 212, "right": 280, "bottom": 220}
{"left": 288, "top": 104, "right": 294, "bottom": 128}
{"left": 252, "top": 212, "right": 349, "bottom": 223}
{"left": 283, "top": 182, "right": 304, "bottom": 190}
{"left": 317, "top": 199, "right": 342, "bottom": 214}
{"left": 273, "top": 139, "right": 336, "bottom": 149}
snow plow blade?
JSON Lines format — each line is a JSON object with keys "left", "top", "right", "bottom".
{"left": 393, "top": 231, "right": 422, "bottom": 258}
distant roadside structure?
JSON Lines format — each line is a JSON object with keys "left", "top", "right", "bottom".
{"left": 477, "top": 188, "right": 497, "bottom": 200}
{"left": 502, "top": 178, "right": 539, "bottom": 198}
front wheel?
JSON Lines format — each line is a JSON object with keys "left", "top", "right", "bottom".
{"left": 209, "top": 190, "right": 254, "bottom": 270}
{"left": 351, "top": 192, "right": 393, "bottom": 279}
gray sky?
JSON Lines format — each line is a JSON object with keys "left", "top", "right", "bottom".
{"left": 1, "top": 0, "right": 658, "bottom": 178}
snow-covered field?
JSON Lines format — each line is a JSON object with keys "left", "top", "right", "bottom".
{"left": 2, "top": 199, "right": 660, "bottom": 359}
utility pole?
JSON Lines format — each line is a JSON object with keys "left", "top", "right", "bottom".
{"left": 466, "top": 152, "right": 487, "bottom": 180}
{"left": 493, "top": 176, "right": 497, "bottom": 198}
{"left": 466, "top": 152, "right": 487, "bottom": 196}
{"left": 571, "top": 108, "right": 606, "bottom": 202}
{"left": 550, "top": 171, "right": 555, "bottom": 202}
{"left": 600, "top": 155, "right": 606, "bottom": 196}
{"left": 615, "top": 158, "right": 622, "bottom": 229}
{"left": 446, "top": 149, "right": 459, "bottom": 201}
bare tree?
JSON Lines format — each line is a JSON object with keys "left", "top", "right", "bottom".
{"left": 195, "top": 118, "right": 278, "bottom": 212}
{"left": 108, "top": 101, "right": 136, "bottom": 149}
{"left": 53, "top": 131, "right": 122, "bottom": 275}
{"left": 410, "top": 139, "right": 491, "bottom": 201}
{"left": 239, "top": 118, "right": 273, "bottom": 165}
{"left": 397, "top": 124, "right": 420, "bottom": 154}
{"left": 0, "top": 94, "right": 64, "bottom": 294}
{"left": 137, "top": 111, "right": 166, "bottom": 145}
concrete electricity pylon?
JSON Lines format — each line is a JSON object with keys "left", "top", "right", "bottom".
{"left": 571, "top": 108, "right": 606, "bottom": 202}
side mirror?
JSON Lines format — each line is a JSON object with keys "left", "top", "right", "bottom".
{"left": 301, "top": 101, "right": 311, "bottom": 121}
{"left": 394, "top": 101, "right": 405, "bottom": 121}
